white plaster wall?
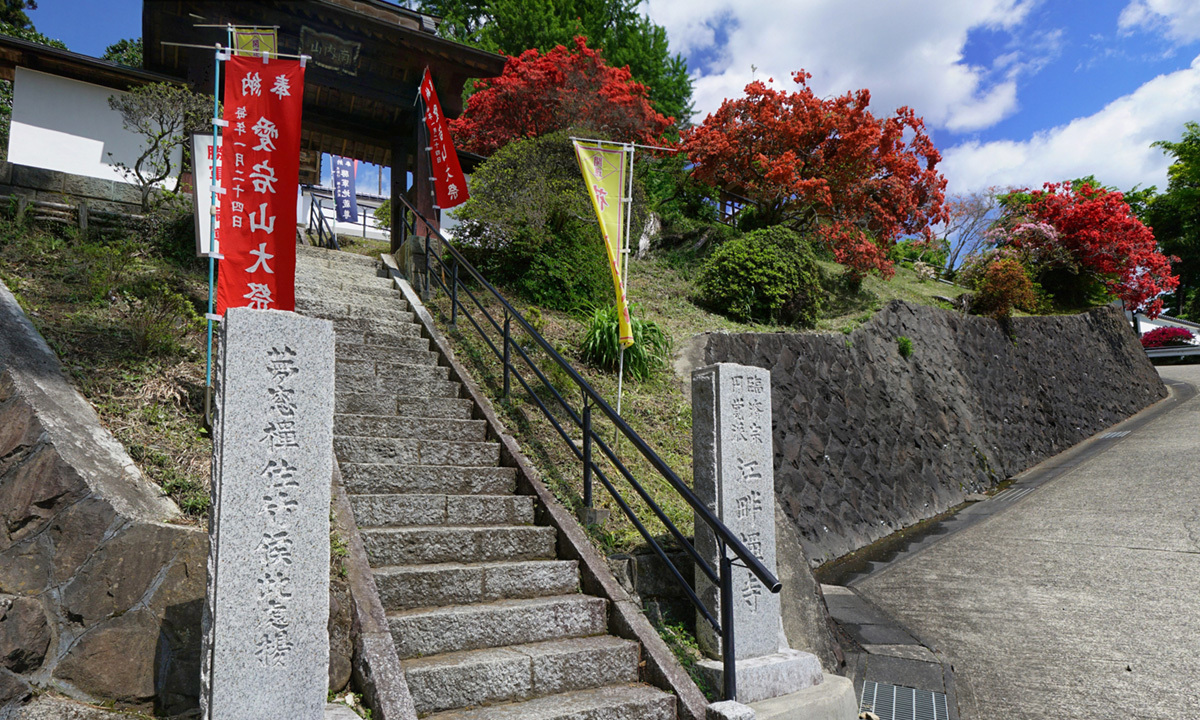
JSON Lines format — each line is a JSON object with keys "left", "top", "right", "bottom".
{"left": 8, "top": 67, "right": 182, "bottom": 184}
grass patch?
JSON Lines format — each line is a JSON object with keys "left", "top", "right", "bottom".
{"left": 0, "top": 212, "right": 211, "bottom": 522}
{"left": 651, "top": 618, "right": 718, "bottom": 701}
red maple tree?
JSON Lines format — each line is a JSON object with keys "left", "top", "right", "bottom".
{"left": 682, "top": 71, "right": 947, "bottom": 280}
{"left": 1004, "top": 182, "right": 1178, "bottom": 316}
{"left": 450, "top": 37, "right": 673, "bottom": 156}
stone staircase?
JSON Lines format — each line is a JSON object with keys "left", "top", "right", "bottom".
{"left": 293, "top": 244, "right": 677, "bottom": 720}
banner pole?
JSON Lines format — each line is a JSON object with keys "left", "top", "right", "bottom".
{"left": 204, "top": 42, "right": 225, "bottom": 428}
{"left": 614, "top": 345, "right": 625, "bottom": 451}
{"left": 613, "top": 144, "right": 635, "bottom": 454}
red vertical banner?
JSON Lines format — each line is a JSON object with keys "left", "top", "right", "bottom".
{"left": 216, "top": 54, "right": 305, "bottom": 315}
{"left": 419, "top": 68, "right": 469, "bottom": 209}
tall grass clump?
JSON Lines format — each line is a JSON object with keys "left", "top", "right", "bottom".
{"left": 579, "top": 304, "right": 670, "bottom": 380}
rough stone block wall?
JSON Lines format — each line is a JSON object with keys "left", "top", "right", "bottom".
{"left": 698, "top": 300, "right": 1166, "bottom": 566}
{"left": 0, "top": 161, "right": 144, "bottom": 214}
{"left": 0, "top": 281, "right": 206, "bottom": 715}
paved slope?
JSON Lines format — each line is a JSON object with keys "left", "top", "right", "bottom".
{"left": 852, "top": 366, "right": 1200, "bottom": 720}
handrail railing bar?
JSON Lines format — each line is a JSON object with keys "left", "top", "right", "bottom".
{"left": 402, "top": 194, "right": 779, "bottom": 593}
{"left": 507, "top": 364, "right": 584, "bottom": 462}
{"left": 451, "top": 300, "right": 505, "bottom": 363}
{"left": 438, "top": 264, "right": 587, "bottom": 428}
{"left": 589, "top": 462, "right": 721, "bottom": 632}
{"left": 449, "top": 272, "right": 506, "bottom": 337}
{"left": 587, "top": 429, "right": 721, "bottom": 585}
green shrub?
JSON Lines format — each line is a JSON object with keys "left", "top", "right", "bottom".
{"left": 453, "top": 128, "right": 646, "bottom": 312}
{"left": 76, "top": 237, "right": 139, "bottom": 301}
{"left": 124, "top": 282, "right": 201, "bottom": 356}
{"left": 694, "top": 226, "right": 822, "bottom": 326}
{"left": 973, "top": 258, "right": 1039, "bottom": 320}
{"left": 897, "top": 335, "right": 913, "bottom": 358}
{"left": 579, "top": 304, "right": 670, "bottom": 381}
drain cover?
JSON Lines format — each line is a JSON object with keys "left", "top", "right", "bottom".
{"left": 1097, "top": 430, "right": 1130, "bottom": 439}
{"left": 859, "top": 680, "right": 949, "bottom": 720}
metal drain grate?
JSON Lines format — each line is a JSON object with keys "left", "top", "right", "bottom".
{"left": 1097, "top": 430, "right": 1131, "bottom": 439}
{"left": 859, "top": 681, "right": 949, "bottom": 720}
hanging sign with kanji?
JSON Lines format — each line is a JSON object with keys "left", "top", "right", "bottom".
{"left": 332, "top": 156, "right": 358, "bottom": 223}
{"left": 573, "top": 140, "right": 633, "bottom": 347}
{"left": 216, "top": 54, "right": 305, "bottom": 315}
{"left": 419, "top": 68, "right": 469, "bottom": 209}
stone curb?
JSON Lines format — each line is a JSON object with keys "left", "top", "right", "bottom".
{"left": 331, "top": 462, "right": 419, "bottom": 720}
{"left": 382, "top": 253, "right": 709, "bottom": 720}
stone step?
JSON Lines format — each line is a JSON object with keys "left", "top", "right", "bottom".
{"left": 361, "top": 525, "right": 556, "bottom": 566}
{"left": 335, "top": 392, "right": 475, "bottom": 419}
{"left": 295, "top": 253, "right": 381, "bottom": 271}
{"left": 337, "top": 345, "right": 438, "bottom": 367}
{"left": 297, "top": 288, "right": 401, "bottom": 312}
{"left": 297, "top": 275, "right": 395, "bottom": 295}
{"left": 374, "top": 559, "right": 578, "bottom": 611}
{"left": 296, "top": 283, "right": 395, "bottom": 302}
{"left": 351, "top": 493, "right": 534, "bottom": 527}
{"left": 389, "top": 594, "right": 608, "bottom": 659}
{"left": 297, "top": 299, "right": 414, "bottom": 324}
{"left": 330, "top": 316, "right": 422, "bottom": 337}
{"left": 334, "top": 436, "right": 500, "bottom": 466}
{"left": 337, "top": 341, "right": 437, "bottom": 366}
{"left": 295, "top": 246, "right": 380, "bottom": 268}
{"left": 421, "top": 685, "right": 676, "bottom": 720}
{"left": 337, "top": 360, "right": 448, "bottom": 383}
{"left": 340, "top": 463, "right": 517, "bottom": 495}
{"left": 404, "top": 636, "right": 640, "bottom": 716}
{"left": 335, "top": 414, "right": 487, "bottom": 442}
{"left": 294, "top": 266, "right": 388, "bottom": 287}
{"left": 335, "top": 375, "right": 461, "bottom": 399}
{"left": 335, "top": 325, "right": 425, "bottom": 345}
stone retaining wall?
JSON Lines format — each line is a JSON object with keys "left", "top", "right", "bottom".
{"left": 694, "top": 301, "right": 1166, "bottom": 565}
{"left": 0, "top": 162, "right": 144, "bottom": 215}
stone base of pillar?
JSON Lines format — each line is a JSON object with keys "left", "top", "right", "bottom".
{"left": 697, "top": 648, "right": 823, "bottom": 705}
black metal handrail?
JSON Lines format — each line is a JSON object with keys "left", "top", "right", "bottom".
{"left": 389, "top": 194, "right": 780, "bottom": 702}
{"left": 307, "top": 196, "right": 339, "bottom": 250}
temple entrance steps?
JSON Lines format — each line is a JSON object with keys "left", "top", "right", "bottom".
{"left": 293, "top": 244, "right": 676, "bottom": 720}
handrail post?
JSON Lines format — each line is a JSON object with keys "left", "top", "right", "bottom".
{"left": 450, "top": 258, "right": 459, "bottom": 328}
{"left": 502, "top": 312, "right": 511, "bottom": 399}
{"left": 582, "top": 401, "right": 593, "bottom": 508}
{"left": 720, "top": 547, "right": 737, "bottom": 702}
{"left": 423, "top": 232, "right": 431, "bottom": 300}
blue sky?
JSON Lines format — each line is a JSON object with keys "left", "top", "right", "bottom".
{"left": 29, "top": 0, "right": 1200, "bottom": 197}
{"left": 645, "top": 0, "right": 1200, "bottom": 195}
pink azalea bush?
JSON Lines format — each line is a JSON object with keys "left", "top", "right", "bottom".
{"left": 1141, "top": 326, "right": 1195, "bottom": 348}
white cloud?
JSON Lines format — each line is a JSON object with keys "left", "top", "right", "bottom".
{"left": 644, "top": 0, "right": 1045, "bottom": 130}
{"left": 940, "top": 56, "right": 1200, "bottom": 194}
{"left": 1119, "top": 0, "right": 1200, "bottom": 43}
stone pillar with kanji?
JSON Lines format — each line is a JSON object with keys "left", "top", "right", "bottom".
{"left": 692, "top": 363, "right": 823, "bottom": 705}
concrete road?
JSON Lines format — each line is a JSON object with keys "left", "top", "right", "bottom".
{"left": 853, "top": 365, "right": 1200, "bottom": 720}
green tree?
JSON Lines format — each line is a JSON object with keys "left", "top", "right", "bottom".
{"left": 419, "top": 0, "right": 692, "bottom": 125}
{"left": 107, "top": 83, "right": 212, "bottom": 210}
{"left": 1148, "top": 123, "right": 1200, "bottom": 318}
{"left": 0, "top": 0, "right": 36, "bottom": 29}
{"left": 452, "top": 128, "right": 646, "bottom": 310}
{"left": 102, "top": 37, "right": 143, "bottom": 68}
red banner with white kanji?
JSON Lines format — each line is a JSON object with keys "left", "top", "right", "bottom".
{"left": 216, "top": 54, "right": 305, "bottom": 315}
{"left": 419, "top": 68, "right": 469, "bottom": 209}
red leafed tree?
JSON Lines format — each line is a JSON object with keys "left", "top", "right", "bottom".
{"left": 1004, "top": 182, "right": 1178, "bottom": 316}
{"left": 683, "top": 71, "right": 947, "bottom": 280}
{"left": 450, "top": 36, "right": 673, "bottom": 156}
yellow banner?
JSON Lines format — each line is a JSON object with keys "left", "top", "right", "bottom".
{"left": 574, "top": 140, "right": 633, "bottom": 348}
{"left": 234, "top": 28, "right": 278, "bottom": 57}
